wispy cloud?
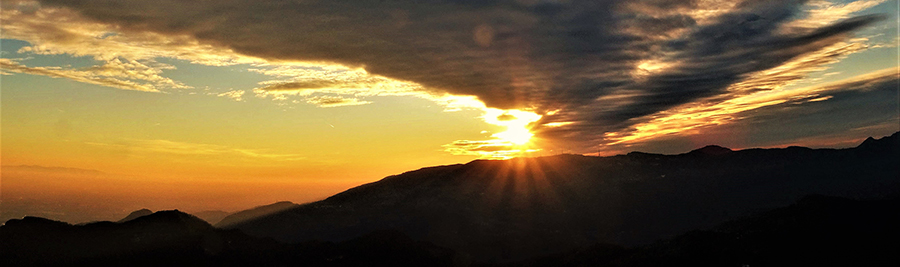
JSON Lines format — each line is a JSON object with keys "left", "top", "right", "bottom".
{"left": 85, "top": 139, "right": 306, "bottom": 161}
{"left": 443, "top": 140, "right": 541, "bottom": 159}
{"left": 249, "top": 66, "right": 431, "bottom": 107}
{"left": 781, "top": 0, "right": 887, "bottom": 33}
{"left": 604, "top": 67, "right": 899, "bottom": 146}
{"left": 0, "top": 58, "right": 161, "bottom": 92}
{"left": 305, "top": 96, "right": 371, "bottom": 108}
{"left": 215, "top": 90, "right": 246, "bottom": 101}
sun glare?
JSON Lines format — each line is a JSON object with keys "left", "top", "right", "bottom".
{"left": 483, "top": 109, "right": 542, "bottom": 146}
{"left": 439, "top": 96, "right": 544, "bottom": 158}
{"left": 494, "top": 127, "right": 533, "bottom": 145}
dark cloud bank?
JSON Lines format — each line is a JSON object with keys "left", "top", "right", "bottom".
{"left": 39, "top": 0, "right": 889, "bottom": 150}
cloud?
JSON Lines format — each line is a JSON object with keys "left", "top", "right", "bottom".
{"left": 604, "top": 67, "right": 899, "bottom": 146}
{"left": 781, "top": 0, "right": 887, "bottom": 33}
{"left": 0, "top": 2, "right": 258, "bottom": 65}
{"left": 216, "top": 90, "right": 246, "bottom": 101}
{"left": 443, "top": 140, "right": 541, "bottom": 159}
{"left": 248, "top": 66, "right": 432, "bottom": 106}
{"left": 305, "top": 96, "right": 372, "bottom": 108}
{"left": 85, "top": 139, "right": 307, "bottom": 161}
{"left": 4, "top": 0, "right": 892, "bottom": 153}
{"left": 0, "top": 58, "right": 161, "bottom": 92}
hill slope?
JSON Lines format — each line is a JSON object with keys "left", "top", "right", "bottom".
{"left": 215, "top": 201, "right": 299, "bottom": 228}
{"left": 227, "top": 132, "right": 900, "bottom": 262}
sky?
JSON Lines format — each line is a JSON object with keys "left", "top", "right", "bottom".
{"left": 1, "top": 0, "right": 899, "bottom": 223}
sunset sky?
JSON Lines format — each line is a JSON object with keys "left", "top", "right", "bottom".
{"left": 2, "top": 0, "right": 899, "bottom": 223}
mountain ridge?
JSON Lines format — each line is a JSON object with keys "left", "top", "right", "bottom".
{"left": 215, "top": 201, "right": 299, "bottom": 228}
{"left": 1, "top": 210, "right": 460, "bottom": 266}
{"left": 118, "top": 208, "right": 153, "bottom": 223}
{"left": 224, "top": 132, "right": 900, "bottom": 262}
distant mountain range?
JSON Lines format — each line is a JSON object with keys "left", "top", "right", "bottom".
{"left": 223, "top": 132, "right": 899, "bottom": 261}
{"left": 109, "top": 204, "right": 295, "bottom": 226}
{"left": 3, "top": 194, "right": 896, "bottom": 266}
{"left": 2, "top": 132, "right": 898, "bottom": 265}
{"left": 0, "top": 210, "right": 459, "bottom": 266}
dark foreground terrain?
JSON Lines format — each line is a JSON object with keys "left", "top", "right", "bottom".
{"left": 506, "top": 195, "right": 900, "bottom": 267}
{"left": 2, "top": 132, "right": 898, "bottom": 266}
{"left": 2, "top": 195, "right": 897, "bottom": 266}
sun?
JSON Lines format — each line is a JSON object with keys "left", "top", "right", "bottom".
{"left": 483, "top": 109, "right": 541, "bottom": 146}
{"left": 494, "top": 127, "right": 533, "bottom": 145}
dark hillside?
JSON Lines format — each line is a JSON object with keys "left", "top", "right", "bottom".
{"left": 227, "top": 132, "right": 900, "bottom": 262}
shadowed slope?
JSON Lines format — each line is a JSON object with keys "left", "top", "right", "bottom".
{"left": 215, "top": 201, "right": 299, "bottom": 228}
{"left": 118, "top": 209, "right": 153, "bottom": 223}
{"left": 192, "top": 210, "right": 230, "bottom": 225}
{"left": 511, "top": 195, "right": 900, "bottom": 267}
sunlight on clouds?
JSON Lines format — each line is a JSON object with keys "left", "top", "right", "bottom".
{"left": 0, "top": 2, "right": 533, "bottom": 147}
{"left": 604, "top": 31, "right": 881, "bottom": 146}
{"left": 249, "top": 65, "right": 428, "bottom": 107}
{"left": 439, "top": 95, "right": 544, "bottom": 159}
{"left": 305, "top": 96, "right": 372, "bottom": 108}
{"left": 443, "top": 140, "right": 542, "bottom": 160}
{"left": 85, "top": 139, "right": 307, "bottom": 162}
{"left": 731, "top": 41, "right": 866, "bottom": 93}
{"left": 245, "top": 64, "right": 546, "bottom": 154}
{"left": 623, "top": 0, "right": 741, "bottom": 27}
{"left": 1, "top": 3, "right": 549, "bottom": 158}
{"left": 782, "top": 0, "right": 887, "bottom": 34}
{"left": 0, "top": 5, "right": 248, "bottom": 92}
{"left": 633, "top": 59, "right": 678, "bottom": 80}
{"left": 482, "top": 109, "right": 542, "bottom": 145}
{"left": 216, "top": 90, "right": 246, "bottom": 101}
{"left": 0, "top": 5, "right": 258, "bottom": 66}
{"left": 0, "top": 58, "right": 161, "bottom": 92}
{"left": 607, "top": 67, "right": 899, "bottom": 145}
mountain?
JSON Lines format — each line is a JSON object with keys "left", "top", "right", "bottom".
{"left": 118, "top": 208, "right": 153, "bottom": 223}
{"left": 510, "top": 195, "right": 900, "bottom": 267}
{"left": 1, "top": 210, "right": 241, "bottom": 266}
{"left": 192, "top": 210, "right": 230, "bottom": 225}
{"left": 684, "top": 145, "right": 733, "bottom": 156}
{"left": 225, "top": 132, "right": 900, "bottom": 262}
{"left": 215, "top": 201, "right": 299, "bottom": 228}
{"left": 0, "top": 210, "right": 460, "bottom": 266}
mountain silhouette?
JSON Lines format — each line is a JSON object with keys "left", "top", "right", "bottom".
{"left": 118, "top": 208, "right": 153, "bottom": 223}
{"left": 0, "top": 210, "right": 459, "bottom": 266}
{"left": 191, "top": 210, "right": 230, "bottom": 225}
{"left": 2, "top": 210, "right": 229, "bottom": 266}
{"left": 684, "top": 145, "right": 732, "bottom": 156}
{"left": 215, "top": 201, "right": 298, "bottom": 228}
{"left": 224, "top": 132, "right": 900, "bottom": 262}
